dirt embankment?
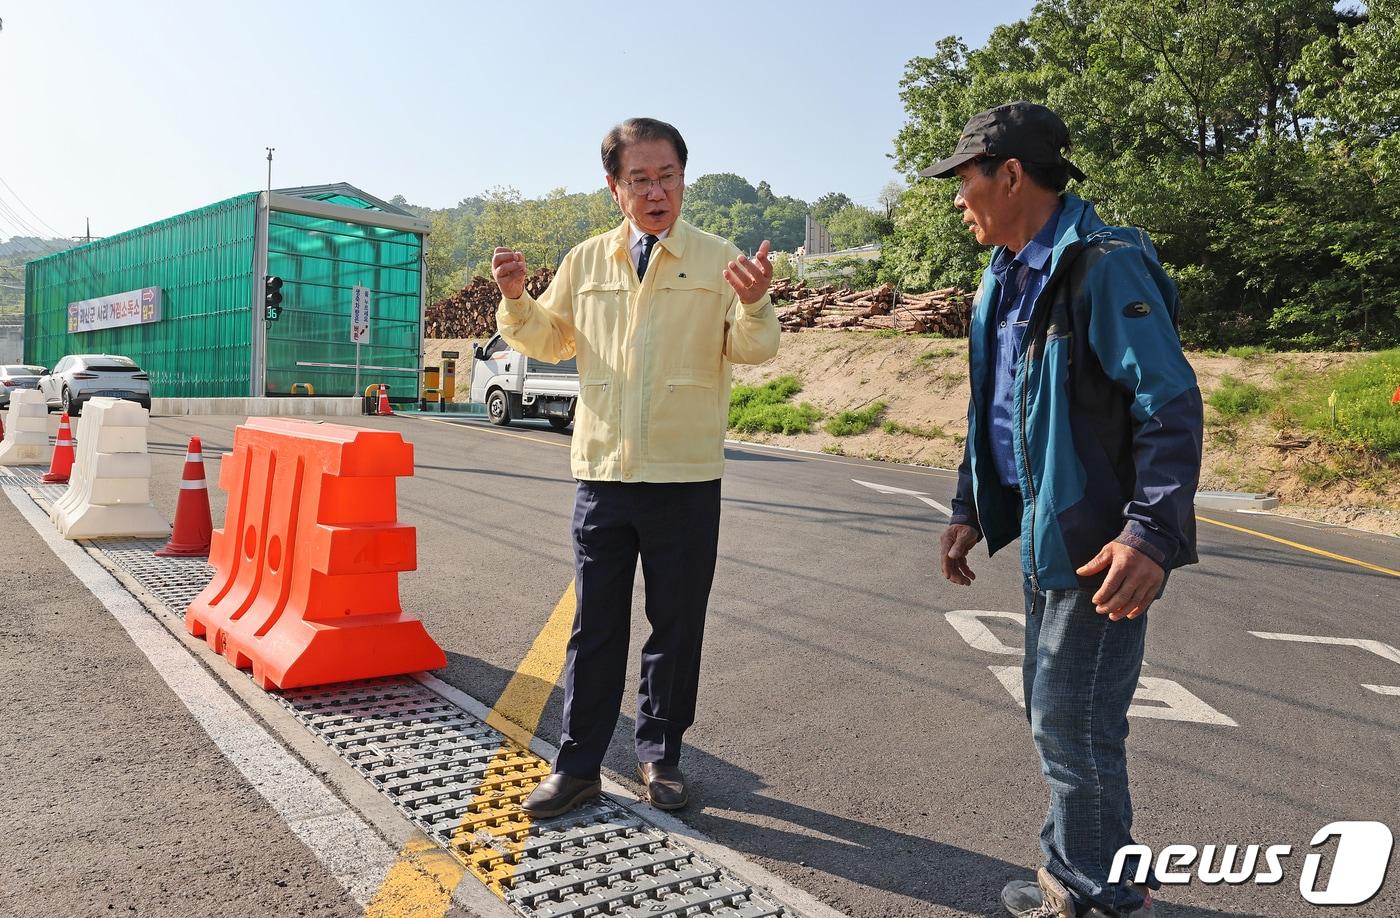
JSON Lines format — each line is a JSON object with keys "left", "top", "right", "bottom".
{"left": 731, "top": 331, "right": 1400, "bottom": 536}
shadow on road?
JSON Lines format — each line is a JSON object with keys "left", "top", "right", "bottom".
{"left": 441, "top": 651, "right": 1256, "bottom": 917}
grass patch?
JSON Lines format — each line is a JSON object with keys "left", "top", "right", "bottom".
{"left": 1286, "top": 349, "right": 1400, "bottom": 460}
{"left": 1208, "top": 376, "right": 1272, "bottom": 420}
{"left": 1225, "top": 345, "right": 1270, "bottom": 359}
{"left": 824, "top": 401, "right": 887, "bottom": 436}
{"left": 728, "top": 375, "right": 823, "bottom": 434}
{"left": 820, "top": 444, "right": 847, "bottom": 455}
{"left": 882, "top": 419, "right": 945, "bottom": 439}
{"left": 915, "top": 347, "right": 959, "bottom": 368}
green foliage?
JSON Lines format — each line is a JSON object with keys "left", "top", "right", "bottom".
{"left": 882, "top": 419, "right": 945, "bottom": 438}
{"left": 1208, "top": 376, "right": 1272, "bottom": 419}
{"left": 728, "top": 376, "right": 823, "bottom": 434}
{"left": 825, "top": 401, "right": 887, "bottom": 436}
{"left": 1288, "top": 350, "right": 1400, "bottom": 458}
{"left": 810, "top": 192, "right": 856, "bottom": 225}
{"left": 887, "top": 0, "right": 1400, "bottom": 349}
{"left": 825, "top": 206, "right": 894, "bottom": 250}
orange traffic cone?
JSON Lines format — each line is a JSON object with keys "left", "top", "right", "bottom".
{"left": 42, "top": 412, "right": 76, "bottom": 483}
{"left": 155, "top": 436, "right": 212, "bottom": 557}
{"left": 377, "top": 383, "right": 393, "bottom": 416}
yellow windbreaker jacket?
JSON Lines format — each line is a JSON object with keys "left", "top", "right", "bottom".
{"left": 496, "top": 219, "right": 780, "bottom": 482}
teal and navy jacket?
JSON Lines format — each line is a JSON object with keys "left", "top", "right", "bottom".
{"left": 949, "top": 194, "right": 1203, "bottom": 591}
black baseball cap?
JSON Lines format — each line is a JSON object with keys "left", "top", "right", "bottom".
{"left": 920, "top": 101, "right": 1086, "bottom": 182}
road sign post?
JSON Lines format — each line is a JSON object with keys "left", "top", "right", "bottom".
{"left": 351, "top": 285, "right": 372, "bottom": 394}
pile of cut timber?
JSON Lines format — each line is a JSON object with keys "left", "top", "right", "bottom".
{"left": 425, "top": 270, "right": 554, "bottom": 339}
{"left": 771, "top": 280, "right": 970, "bottom": 336}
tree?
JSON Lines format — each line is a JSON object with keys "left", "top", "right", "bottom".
{"left": 686, "top": 173, "right": 759, "bottom": 208}
{"left": 882, "top": 0, "right": 1395, "bottom": 348}
{"left": 810, "top": 192, "right": 855, "bottom": 225}
{"left": 879, "top": 181, "right": 905, "bottom": 219}
{"left": 825, "top": 206, "right": 892, "bottom": 250}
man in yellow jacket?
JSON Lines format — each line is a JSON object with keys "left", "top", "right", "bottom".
{"left": 492, "top": 117, "right": 780, "bottom": 817}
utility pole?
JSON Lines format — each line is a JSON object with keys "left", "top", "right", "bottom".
{"left": 266, "top": 147, "right": 275, "bottom": 193}
{"left": 85, "top": 217, "right": 91, "bottom": 243}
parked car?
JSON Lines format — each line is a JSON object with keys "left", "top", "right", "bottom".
{"left": 38, "top": 354, "right": 151, "bottom": 415}
{"left": 0, "top": 364, "right": 47, "bottom": 408}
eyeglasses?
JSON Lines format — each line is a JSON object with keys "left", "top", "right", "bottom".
{"left": 617, "top": 173, "right": 684, "bottom": 196}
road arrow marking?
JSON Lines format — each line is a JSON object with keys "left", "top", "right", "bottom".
{"left": 1251, "top": 632, "right": 1400, "bottom": 698}
{"left": 852, "top": 478, "right": 952, "bottom": 517}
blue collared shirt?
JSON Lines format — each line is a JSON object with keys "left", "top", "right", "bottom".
{"left": 989, "top": 202, "right": 1062, "bottom": 488}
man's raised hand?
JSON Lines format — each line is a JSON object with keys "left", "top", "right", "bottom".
{"left": 724, "top": 240, "right": 773, "bottom": 306}
{"left": 492, "top": 247, "right": 527, "bottom": 300}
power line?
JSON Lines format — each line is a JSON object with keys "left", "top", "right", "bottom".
{"left": 0, "top": 175, "right": 67, "bottom": 239}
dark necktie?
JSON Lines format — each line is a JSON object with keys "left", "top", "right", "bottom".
{"left": 637, "top": 234, "right": 658, "bottom": 280}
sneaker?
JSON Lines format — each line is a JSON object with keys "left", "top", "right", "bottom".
{"left": 1001, "top": 868, "right": 1155, "bottom": 917}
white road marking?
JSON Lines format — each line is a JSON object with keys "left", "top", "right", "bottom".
{"left": 945, "top": 609, "right": 1023, "bottom": 655}
{"left": 988, "top": 666, "right": 1238, "bottom": 726}
{"left": 1249, "top": 632, "right": 1400, "bottom": 666}
{"left": 4, "top": 486, "right": 401, "bottom": 908}
{"left": 852, "top": 478, "right": 952, "bottom": 516}
{"left": 950, "top": 611, "right": 1236, "bottom": 725}
{"left": 1252, "top": 632, "right": 1400, "bottom": 697}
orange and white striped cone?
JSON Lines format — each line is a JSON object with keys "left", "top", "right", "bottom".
{"left": 155, "top": 436, "right": 212, "bottom": 557}
{"left": 42, "top": 412, "right": 76, "bottom": 483}
{"left": 377, "top": 383, "right": 393, "bottom": 416}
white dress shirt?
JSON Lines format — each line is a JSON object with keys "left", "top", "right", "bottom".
{"left": 628, "top": 224, "right": 671, "bottom": 273}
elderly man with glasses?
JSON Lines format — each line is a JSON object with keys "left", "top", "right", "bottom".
{"left": 493, "top": 117, "right": 779, "bottom": 818}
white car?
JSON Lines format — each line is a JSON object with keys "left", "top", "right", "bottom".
{"left": 0, "top": 364, "right": 47, "bottom": 408}
{"left": 38, "top": 354, "right": 151, "bottom": 415}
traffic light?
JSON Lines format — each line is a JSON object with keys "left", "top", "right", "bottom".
{"left": 264, "top": 275, "right": 284, "bottom": 321}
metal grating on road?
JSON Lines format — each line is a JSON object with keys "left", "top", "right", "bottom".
{"left": 54, "top": 506, "right": 799, "bottom": 918}
{"left": 0, "top": 466, "right": 68, "bottom": 498}
{"left": 98, "top": 539, "right": 214, "bottom": 616}
{"left": 276, "top": 679, "right": 793, "bottom": 918}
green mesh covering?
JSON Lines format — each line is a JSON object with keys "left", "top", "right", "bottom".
{"left": 265, "top": 208, "right": 422, "bottom": 397}
{"left": 24, "top": 194, "right": 258, "bottom": 397}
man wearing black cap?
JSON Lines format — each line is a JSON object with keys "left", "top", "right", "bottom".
{"left": 927, "top": 102, "right": 1203, "bottom": 917}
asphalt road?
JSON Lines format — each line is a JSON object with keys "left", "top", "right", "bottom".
{"left": 10, "top": 408, "right": 1399, "bottom": 917}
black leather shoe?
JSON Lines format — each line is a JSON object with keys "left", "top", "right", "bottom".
{"left": 638, "top": 762, "right": 689, "bottom": 810}
{"left": 521, "top": 773, "right": 601, "bottom": 818}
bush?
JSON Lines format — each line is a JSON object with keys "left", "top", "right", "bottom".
{"left": 728, "top": 375, "right": 822, "bottom": 434}
{"left": 825, "top": 401, "right": 887, "bottom": 436}
{"left": 1208, "top": 376, "right": 1271, "bottom": 420}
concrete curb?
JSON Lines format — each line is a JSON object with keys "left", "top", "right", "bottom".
{"left": 153, "top": 397, "right": 365, "bottom": 417}
{"left": 1196, "top": 490, "right": 1280, "bottom": 511}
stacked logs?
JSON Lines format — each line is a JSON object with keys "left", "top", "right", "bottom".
{"left": 425, "top": 271, "right": 970, "bottom": 338}
{"left": 771, "top": 280, "right": 971, "bottom": 336}
{"left": 425, "top": 269, "right": 555, "bottom": 339}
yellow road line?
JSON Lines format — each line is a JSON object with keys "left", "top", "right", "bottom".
{"left": 362, "top": 583, "right": 576, "bottom": 914}
{"left": 1196, "top": 514, "right": 1400, "bottom": 578}
{"left": 449, "top": 580, "right": 578, "bottom": 899}
{"left": 363, "top": 834, "right": 465, "bottom": 918}
{"left": 486, "top": 580, "right": 577, "bottom": 742}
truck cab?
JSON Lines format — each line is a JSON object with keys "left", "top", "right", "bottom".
{"left": 470, "top": 333, "right": 579, "bottom": 430}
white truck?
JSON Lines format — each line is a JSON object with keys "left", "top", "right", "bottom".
{"left": 469, "top": 332, "right": 579, "bottom": 430}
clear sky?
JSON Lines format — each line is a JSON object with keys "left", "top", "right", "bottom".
{"left": 0, "top": 0, "right": 1033, "bottom": 240}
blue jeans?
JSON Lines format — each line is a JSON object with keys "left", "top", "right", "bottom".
{"left": 1022, "top": 579, "right": 1155, "bottom": 916}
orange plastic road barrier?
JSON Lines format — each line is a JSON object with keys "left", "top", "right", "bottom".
{"left": 184, "top": 418, "right": 444, "bottom": 689}
{"left": 41, "top": 413, "right": 76, "bottom": 483}
{"left": 1392, "top": 383, "right": 1400, "bottom": 406}
{"left": 155, "top": 436, "right": 212, "bottom": 558}
{"left": 377, "top": 383, "right": 393, "bottom": 416}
